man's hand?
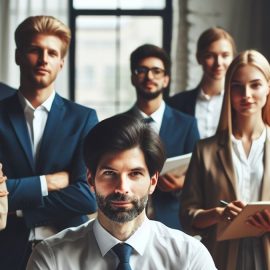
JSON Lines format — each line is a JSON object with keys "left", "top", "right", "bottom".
{"left": 0, "top": 163, "right": 4, "bottom": 177}
{"left": 157, "top": 172, "right": 185, "bottom": 192}
{"left": 45, "top": 171, "right": 69, "bottom": 192}
{"left": 0, "top": 176, "right": 8, "bottom": 196}
{"left": 0, "top": 163, "right": 8, "bottom": 197}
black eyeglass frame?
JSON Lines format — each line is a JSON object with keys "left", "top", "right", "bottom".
{"left": 133, "top": 66, "right": 166, "bottom": 79}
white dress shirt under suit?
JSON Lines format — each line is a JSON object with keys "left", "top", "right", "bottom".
{"left": 18, "top": 91, "right": 57, "bottom": 240}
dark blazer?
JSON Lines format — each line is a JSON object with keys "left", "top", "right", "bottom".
{"left": 167, "top": 86, "right": 200, "bottom": 116}
{"left": 0, "top": 93, "right": 98, "bottom": 270}
{"left": 0, "top": 82, "right": 17, "bottom": 100}
{"left": 123, "top": 104, "right": 200, "bottom": 229}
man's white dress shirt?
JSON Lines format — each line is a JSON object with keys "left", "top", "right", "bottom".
{"left": 18, "top": 91, "right": 57, "bottom": 240}
{"left": 27, "top": 217, "right": 217, "bottom": 270}
{"left": 134, "top": 100, "right": 166, "bottom": 133}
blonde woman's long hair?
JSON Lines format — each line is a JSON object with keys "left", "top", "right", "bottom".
{"left": 217, "top": 49, "right": 270, "bottom": 135}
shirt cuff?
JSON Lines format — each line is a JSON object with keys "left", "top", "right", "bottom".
{"left": 16, "top": 210, "right": 23, "bottom": 217}
{"left": 40, "top": 175, "right": 48, "bottom": 196}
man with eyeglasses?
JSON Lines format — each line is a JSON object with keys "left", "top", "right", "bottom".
{"left": 122, "top": 44, "right": 200, "bottom": 230}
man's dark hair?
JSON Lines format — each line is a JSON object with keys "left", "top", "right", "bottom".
{"left": 130, "top": 44, "right": 171, "bottom": 75}
{"left": 83, "top": 114, "right": 166, "bottom": 178}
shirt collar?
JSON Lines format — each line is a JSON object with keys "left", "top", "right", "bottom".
{"left": 231, "top": 127, "right": 267, "bottom": 145}
{"left": 18, "top": 90, "right": 56, "bottom": 112}
{"left": 93, "top": 217, "right": 151, "bottom": 257}
{"left": 198, "top": 87, "right": 224, "bottom": 101}
{"left": 135, "top": 100, "right": 165, "bottom": 127}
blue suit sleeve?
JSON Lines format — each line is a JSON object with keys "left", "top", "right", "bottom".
{"left": 7, "top": 176, "right": 43, "bottom": 211}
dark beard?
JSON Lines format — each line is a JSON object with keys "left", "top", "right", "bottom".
{"left": 96, "top": 192, "right": 148, "bottom": 223}
{"left": 136, "top": 87, "right": 163, "bottom": 100}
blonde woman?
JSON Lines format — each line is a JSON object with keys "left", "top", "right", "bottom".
{"left": 180, "top": 50, "right": 270, "bottom": 270}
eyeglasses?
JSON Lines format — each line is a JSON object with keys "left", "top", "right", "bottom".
{"left": 133, "top": 66, "right": 166, "bottom": 79}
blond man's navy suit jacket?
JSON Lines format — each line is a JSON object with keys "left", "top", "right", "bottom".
{"left": 0, "top": 93, "right": 98, "bottom": 270}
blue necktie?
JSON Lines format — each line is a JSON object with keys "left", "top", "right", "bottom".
{"left": 112, "top": 243, "right": 132, "bottom": 270}
{"left": 143, "top": 117, "right": 154, "bottom": 124}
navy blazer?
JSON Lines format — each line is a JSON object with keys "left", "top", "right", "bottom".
{"left": 0, "top": 82, "right": 17, "bottom": 100}
{"left": 167, "top": 86, "right": 200, "bottom": 116}
{"left": 0, "top": 93, "right": 98, "bottom": 270}
{"left": 123, "top": 105, "right": 200, "bottom": 229}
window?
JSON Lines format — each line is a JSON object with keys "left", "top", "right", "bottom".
{"left": 69, "top": 0, "right": 171, "bottom": 120}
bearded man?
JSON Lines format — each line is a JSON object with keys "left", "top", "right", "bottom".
{"left": 122, "top": 44, "right": 200, "bottom": 229}
{"left": 27, "top": 114, "right": 216, "bottom": 270}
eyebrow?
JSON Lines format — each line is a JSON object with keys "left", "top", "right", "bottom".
{"left": 98, "top": 166, "right": 147, "bottom": 172}
{"left": 138, "top": 65, "right": 164, "bottom": 69}
{"left": 130, "top": 167, "right": 147, "bottom": 172}
{"left": 231, "top": 79, "right": 262, "bottom": 83}
{"left": 98, "top": 166, "right": 116, "bottom": 171}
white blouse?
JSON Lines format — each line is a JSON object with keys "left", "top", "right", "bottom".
{"left": 231, "top": 128, "right": 266, "bottom": 202}
{"left": 195, "top": 88, "right": 224, "bottom": 139}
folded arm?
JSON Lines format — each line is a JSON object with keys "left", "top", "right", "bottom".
{"left": 6, "top": 109, "right": 98, "bottom": 227}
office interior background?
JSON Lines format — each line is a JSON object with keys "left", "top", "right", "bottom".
{"left": 0, "top": 0, "right": 269, "bottom": 120}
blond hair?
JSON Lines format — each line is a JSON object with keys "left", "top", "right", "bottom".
{"left": 217, "top": 49, "right": 270, "bottom": 135}
{"left": 15, "top": 15, "right": 71, "bottom": 58}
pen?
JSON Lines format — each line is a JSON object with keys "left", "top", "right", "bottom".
{"left": 219, "top": 200, "right": 229, "bottom": 207}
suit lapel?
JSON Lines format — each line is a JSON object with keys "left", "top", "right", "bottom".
{"left": 35, "top": 94, "right": 64, "bottom": 171}
{"left": 217, "top": 132, "right": 238, "bottom": 199}
{"left": 124, "top": 107, "right": 143, "bottom": 120}
{"left": 189, "top": 87, "right": 199, "bottom": 115}
{"left": 7, "top": 95, "right": 35, "bottom": 171}
{"left": 125, "top": 105, "right": 170, "bottom": 140}
{"left": 159, "top": 105, "right": 170, "bottom": 139}
{"left": 260, "top": 126, "right": 270, "bottom": 200}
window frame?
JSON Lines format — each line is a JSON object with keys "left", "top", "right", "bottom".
{"left": 68, "top": 0, "right": 172, "bottom": 101}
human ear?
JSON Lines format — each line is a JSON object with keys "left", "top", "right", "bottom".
{"left": 148, "top": 172, "right": 159, "bottom": 195}
{"left": 86, "top": 169, "right": 96, "bottom": 193}
{"left": 60, "top": 58, "right": 64, "bottom": 69}
{"left": 162, "top": 75, "right": 170, "bottom": 88}
{"left": 87, "top": 169, "right": 94, "bottom": 186}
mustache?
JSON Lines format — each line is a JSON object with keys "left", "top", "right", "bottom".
{"left": 106, "top": 193, "right": 132, "bottom": 202}
{"left": 143, "top": 79, "right": 158, "bottom": 85}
